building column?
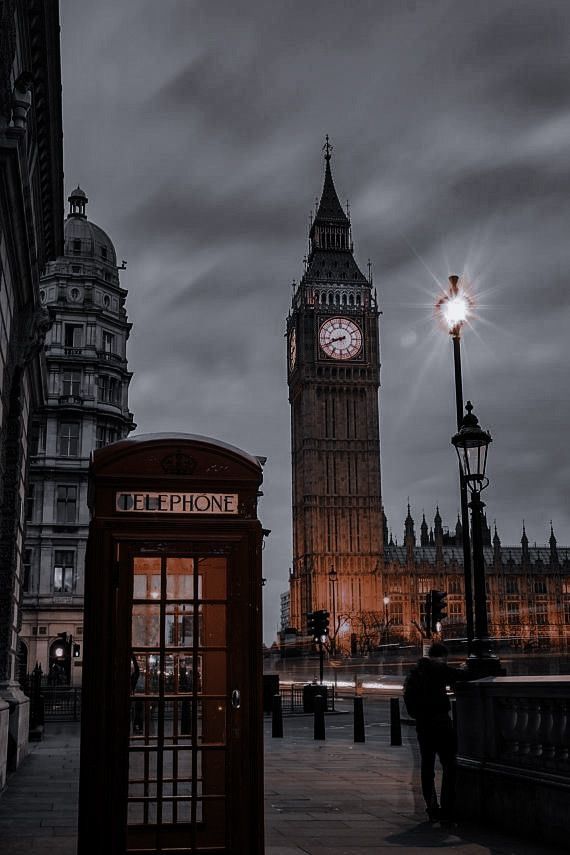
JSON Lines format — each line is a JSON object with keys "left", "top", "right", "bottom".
{"left": 0, "top": 370, "right": 30, "bottom": 771}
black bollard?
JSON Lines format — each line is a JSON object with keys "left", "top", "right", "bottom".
{"left": 354, "top": 696, "right": 365, "bottom": 743}
{"left": 272, "top": 693, "right": 283, "bottom": 738}
{"left": 390, "top": 697, "right": 402, "bottom": 746}
{"left": 314, "top": 693, "right": 325, "bottom": 740}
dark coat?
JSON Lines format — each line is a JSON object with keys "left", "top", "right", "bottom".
{"left": 404, "top": 657, "right": 465, "bottom": 725}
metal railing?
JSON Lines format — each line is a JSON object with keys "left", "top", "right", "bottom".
{"left": 279, "top": 683, "right": 336, "bottom": 714}
{"left": 22, "top": 669, "right": 82, "bottom": 723}
{"left": 42, "top": 687, "right": 82, "bottom": 721}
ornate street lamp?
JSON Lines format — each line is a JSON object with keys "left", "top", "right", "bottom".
{"left": 452, "top": 401, "right": 491, "bottom": 489}
{"left": 328, "top": 566, "right": 338, "bottom": 657}
{"left": 436, "top": 275, "right": 475, "bottom": 650}
{"left": 452, "top": 402, "right": 502, "bottom": 676}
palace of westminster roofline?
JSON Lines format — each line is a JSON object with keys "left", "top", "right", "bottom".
{"left": 384, "top": 505, "right": 570, "bottom": 571}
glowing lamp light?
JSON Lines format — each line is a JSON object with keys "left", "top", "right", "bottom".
{"left": 436, "top": 274, "right": 473, "bottom": 336}
{"left": 54, "top": 647, "right": 65, "bottom": 658}
{"left": 442, "top": 294, "right": 468, "bottom": 329}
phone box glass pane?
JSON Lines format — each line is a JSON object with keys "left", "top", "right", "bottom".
{"left": 133, "top": 557, "right": 161, "bottom": 600}
{"left": 198, "top": 557, "right": 226, "bottom": 600}
{"left": 200, "top": 652, "right": 226, "bottom": 694}
{"left": 165, "top": 605, "right": 200, "bottom": 647}
{"left": 202, "top": 749, "right": 226, "bottom": 795}
{"left": 200, "top": 699, "right": 226, "bottom": 746}
{"left": 166, "top": 558, "right": 199, "bottom": 600}
{"left": 201, "top": 604, "right": 226, "bottom": 647}
{"left": 131, "top": 605, "right": 160, "bottom": 647}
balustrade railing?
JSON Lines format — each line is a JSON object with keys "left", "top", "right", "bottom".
{"left": 455, "top": 676, "right": 570, "bottom": 847}
{"left": 494, "top": 688, "right": 570, "bottom": 771}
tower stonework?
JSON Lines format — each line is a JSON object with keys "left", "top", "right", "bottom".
{"left": 287, "top": 144, "right": 383, "bottom": 649}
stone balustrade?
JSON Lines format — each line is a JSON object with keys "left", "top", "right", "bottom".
{"left": 455, "top": 676, "right": 570, "bottom": 847}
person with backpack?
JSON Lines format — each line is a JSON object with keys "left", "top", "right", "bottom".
{"left": 403, "top": 642, "right": 467, "bottom": 823}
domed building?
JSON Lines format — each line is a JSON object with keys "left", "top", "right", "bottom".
{"left": 21, "top": 188, "right": 136, "bottom": 684}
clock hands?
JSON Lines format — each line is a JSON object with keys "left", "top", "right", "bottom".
{"left": 319, "top": 317, "right": 362, "bottom": 360}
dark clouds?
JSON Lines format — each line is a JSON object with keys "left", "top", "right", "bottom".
{"left": 61, "top": 0, "right": 570, "bottom": 640}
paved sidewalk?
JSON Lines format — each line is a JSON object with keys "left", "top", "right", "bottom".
{"left": 0, "top": 717, "right": 564, "bottom": 854}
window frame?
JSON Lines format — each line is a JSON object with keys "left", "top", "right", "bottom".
{"left": 62, "top": 370, "right": 81, "bottom": 397}
{"left": 53, "top": 550, "right": 76, "bottom": 594}
{"left": 58, "top": 421, "right": 81, "bottom": 457}
{"left": 56, "top": 484, "right": 78, "bottom": 524}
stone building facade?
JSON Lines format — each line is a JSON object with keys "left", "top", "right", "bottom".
{"left": 379, "top": 507, "right": 570, "bottom": 654}
{"left": 0, "top": 0, "right": 64, "bottom": 779}
{"left": 21, "top": 188, "right": 135, "bottom": 685}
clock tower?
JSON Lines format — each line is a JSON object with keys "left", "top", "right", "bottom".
{"left": 287, "top": 141, "right": 383, "bottom": 649}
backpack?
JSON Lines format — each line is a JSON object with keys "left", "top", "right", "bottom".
{"left": 403, "top": 667, "right": 425, "bottom": 719}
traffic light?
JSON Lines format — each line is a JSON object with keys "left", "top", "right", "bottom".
{"left": 314, "top": 609, "right": 330, "bottom": 640}
{"left": 307, "top": 610, "right": 329, "bottom": 642}
{"left": 307, "top": 612, "right": 316, "bottom": 639}
{"left": 430, "top": 590, "right": 448, "bottom": 631}
{"left": 73, "top": 643, "right": 81, "bottom": 658}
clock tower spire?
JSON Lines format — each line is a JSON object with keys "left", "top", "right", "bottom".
{"left": 287, "top": 141, "right": 383, "bottom": 651}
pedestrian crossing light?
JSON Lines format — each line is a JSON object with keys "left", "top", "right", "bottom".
{"left": 73, "top": 643, "right": 81, "bottom": 658}
{"left": 430, "top": 590, "right": 448, "bottom": 632}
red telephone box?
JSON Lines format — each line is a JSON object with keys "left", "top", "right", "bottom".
{"left": 78, "top": 434, "right": 265, "bottom": 854}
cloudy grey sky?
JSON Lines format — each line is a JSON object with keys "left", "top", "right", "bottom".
{"left": 60, "top": 0, "right": 570, "bottom": 641}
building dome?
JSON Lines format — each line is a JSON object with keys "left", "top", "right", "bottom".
{"left": 64, "top": 186, "right": 117, "bottom": 267}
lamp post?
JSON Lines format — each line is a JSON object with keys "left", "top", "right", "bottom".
{"left": 383, "top": 596, "right": 390, "bottom": 646}
{"left": 328, "top": 566, "right": 338, "bottom": 656}
{"left": 436, "top": 275, "right": 475, "bottom": 651}
{"left": 452, "top": 401, "right": 503, "bottom": 676}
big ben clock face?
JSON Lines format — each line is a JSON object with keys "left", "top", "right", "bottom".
{"left": 289, "top": 327, "right": 297, "bottom": 369}
{"left": 319, "top": 317, "right": 363, "bottom": 360}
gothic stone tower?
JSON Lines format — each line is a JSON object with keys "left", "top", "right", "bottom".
{"left": 287, "top": 143, "right": 383, "bottom": 649}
